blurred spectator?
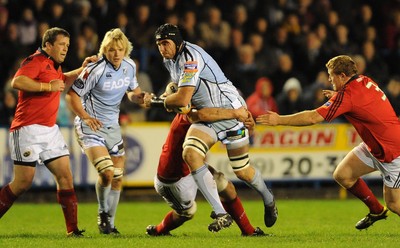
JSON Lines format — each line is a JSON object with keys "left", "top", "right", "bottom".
{"left": 198, "top": 5, "right": 231, "bottom": 63}
{"left": 295, "top": 31, "right": 330, "bottom": 83}
{"left": 270, "top": 53, "right": 306, "bottom": 97}
{"left": 331, "top": 24, "right": 359, "bottom": 56}
{"left": 91, "top": 0, "right": 120, "bottom": 38}
{"left": 302, "top": 70, "right": 331, "bottom": 105}
{"left": 0, "top": 6, "right": 9, "bottom": 42}
{"left": 226, "top": 44, "right": 260, "bottom": 98}
{"left": 248, "top": 32, "right": 279, "bottom": 76}
{"left": 114, "top": 11, "right": 130, "bottom": 35}
{"left": 0, "top": 89, "right": 17, "bottom": 127}
{"left": 70, "top": 0, "right": 96, "bottom": 37}
{"left": 383, "top": 76, "right": 400, "bottom": 117}
{"left": 269, "top": 25, "right": 294, "bottom": 57}
{"left": 351, "top": 4, "right": 374, "bottom": 46}
{"left": 231, "top": 4, "right": 249, "bottom": 34}
{"left": 17, "top": 7, "right": 37, "bottom": 50}
{"left": 0, "top": 22, "right": 22, "bottom": 89}
{"left": 47, "top": 1, "right": 71, "bottom": 31}
{"left": 64, "top": 34, "right": 90, "bottom": 72}
{"left": 352, "top": 54, "right": 367, "bottom": 75}
{"left": 80, "top": 21, "right": 99, "bottom": 56}
{"left": 276, "top": 77, "right": 305, "bottom": 115}
{"left": 180, "top": 9, "right": 202, "bottom": 45}
{"left": 387, "top": 36, "right": 400, "bottom": 76}
{"left": 246, "top": 77, "right": 279, "bottom": 119}
{"left": 383, "top": 9, "right": 400, "bottom": 51}
{"left": 361, "top": 41, "right": 389, "bottom": 85}
{"left": 128, "top": 3, "right": 157, "bottom": 72}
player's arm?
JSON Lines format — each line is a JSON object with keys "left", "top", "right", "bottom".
{"left": 190, "top": 107, "right": 249, "bottom": 123}
{"left": 11, "top": 75, "right": 66, "bottom": 92}
{"left": 256, "top": 110, "right": 325, "bottom": 126}
{"left": 65, "top": 89, "right": 103, "bottom": 131}
{"left": 164, "top": 86, "right": 194, "bottom": 109}
{"left": 64, "top": 55, "right": 98, "bottom": 88}
{"left": 126, "top": 87, "right": 153, "bottom": 108}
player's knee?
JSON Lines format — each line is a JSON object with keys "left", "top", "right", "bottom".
{"left": 113, "top": 167, "right": 124, "bottom": 179}
{"left": 175, "top": 201, "right": 197, "bottom": 219}
{"left": 182, "top": 136, "right": 209, "bottom": 163}
{"left": 92, "top": 156, "right": 114, "bottom": 174}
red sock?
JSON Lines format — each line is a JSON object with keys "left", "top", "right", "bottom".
{"left": 57, "top": 189, "right": 78, "bottom": 233}
{"left": 157, "top": 210, "right": 188, "bottom": 234}
{"left": 0, "top": 184, "right": 18, "bottom": 218}
{"left": 347, "top": 178, "right": 384, "bottom": 214}
{"left": 222, "top": 196, "right": 255, "bottom": 235}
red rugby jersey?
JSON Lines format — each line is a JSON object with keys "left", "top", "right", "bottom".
{"left": 157, "top": 114, "right": 191, "bottom": 181}
{"left": 317, "top": 75, "right": 400, "bottom": 162}
{"left": 10, "top": 49, "right": 65, "bottom": 132}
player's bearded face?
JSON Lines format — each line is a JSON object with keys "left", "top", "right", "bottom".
{"left": 157, "top": 40, "right": 176, "bottom": 59}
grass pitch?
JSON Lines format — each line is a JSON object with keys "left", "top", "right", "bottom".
{"left": 0, "top": 199, "right": 398, "bottom": 248}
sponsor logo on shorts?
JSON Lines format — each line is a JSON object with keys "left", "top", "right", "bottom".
{"left": 23, "top": 151, "right": 31, "bottom": 157}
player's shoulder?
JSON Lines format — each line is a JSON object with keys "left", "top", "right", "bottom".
{"left": 122, "top": 57, "right": 136, "bottom": 70}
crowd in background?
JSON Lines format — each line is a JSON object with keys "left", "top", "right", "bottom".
{"left": 1, "top": 0, "right": 400, "bottom": 126}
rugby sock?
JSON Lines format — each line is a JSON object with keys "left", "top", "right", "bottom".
{"left": 107, "top": 189, "right": 121, "bottom": 228}
{"left": 222, "top": 196, "right": 255, "bottom": 235}
{"left": 156, "top": 211, "right": 188, "bottom": 234}
{"left": 347, "top": 178, "right": 384, "bottom": 214}
{"left": 95, "top": 178, "right": 111, "bottom": 213}
{"left": 57, "top": 189, "right": 78, "bottom": 233}
{"left": 0, "top": 184, "right": 17, "bottom": 218}
{"left": 245, "top": 167, "right": 275, "bottom": 206}
{"left": 191, "top": 164, "right": 226, "bottom": 214}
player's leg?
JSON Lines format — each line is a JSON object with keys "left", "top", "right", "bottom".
{"left": 46, "top": 156, "right": 81, "bottom": 235}
{"left": 85, "top": 146, "right": 114, "bottom": 234}
{"left": 333, "top": 144, "right": 386, "bottom": 229}
{"left": 226, "top": 141, "right": 277, "bottom": 228}
{"left": 209, "top": 165, "right": 265, "bottom": 236}
{"left": 183, "top": 125, "right": 233, "bottom": 231}
{"left": 107, "top": 154, "right": 125, "bottom": 234}
{"left": 384, "top": 186, "right": 400, "bottom": 215}
{"left": 146, "top": 175, "right": 197, "bottom": 236}
{"left": 0, "top": 164, "right": 35, "bottom": 218}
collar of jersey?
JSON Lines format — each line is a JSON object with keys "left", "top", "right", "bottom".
{"left": 38, "top": 47, "right": 60, "bottom": 70}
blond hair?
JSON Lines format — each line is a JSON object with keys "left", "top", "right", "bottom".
{"left": 98, "top": 28, "right": 133, "bottom": 58}
{"left": 325, "top": 55, "right": 358, "bottom": 76}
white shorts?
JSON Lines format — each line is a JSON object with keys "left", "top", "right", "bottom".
{"left": 74, "top": 118, "right": 124, "bottom": 156}
{"left": 9, "top": 124, "right": 69, "bottom": 165}
{"left": 353, "top": 142, "right": 400, "bottom": 188}
{"left": 154, "top": 174, "right": 197, "bottom": 213}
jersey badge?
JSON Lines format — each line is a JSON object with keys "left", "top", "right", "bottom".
{"left": 74, "top": 78, "right": 84, "bottom": 89}
{"left": 184, "top": 61, "right": 198, "bottom": 73}
{"left": 322, "top": 100, "right": 332, "bottom": 108}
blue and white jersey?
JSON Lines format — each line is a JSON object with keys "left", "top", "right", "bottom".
{"left": 162, "top": 41, "right": 245, "bottom": 110}
{"left": 71, "top": 56, "right": 138, "bottom": 127}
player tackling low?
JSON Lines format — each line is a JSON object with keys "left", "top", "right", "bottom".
{"left": 257, "top": 55, "right": 400, "bottom": 229}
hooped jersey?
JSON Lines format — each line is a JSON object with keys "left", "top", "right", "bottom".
{"left": 71, "top": 56, "right": 138, "bottom": 127}
{"left": 317, "top": 75, "right": 400, "bottom": 162}
{"left": 162, "top": 41, "right": 245, "bottom": 110}
{"left": 10, "top": 49, "right": 65, "bottom": 132}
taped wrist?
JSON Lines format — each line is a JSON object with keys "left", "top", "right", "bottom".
{"left": 150, "top": 97, "right": 165, "bottom": 108}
